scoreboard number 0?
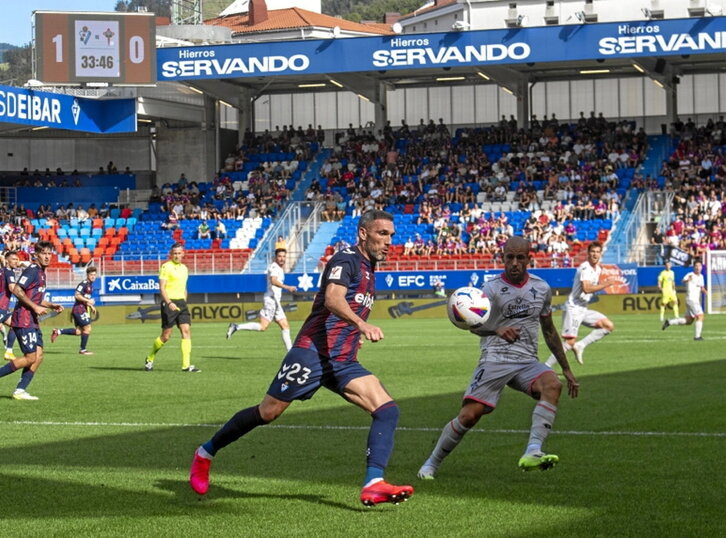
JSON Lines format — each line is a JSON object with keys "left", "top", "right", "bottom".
{"left": 34, "top": 11, "right": 156, "bottom": 85}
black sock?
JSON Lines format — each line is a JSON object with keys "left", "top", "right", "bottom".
{"left": 204, "top": 405, "right": 268, "bottom": 456}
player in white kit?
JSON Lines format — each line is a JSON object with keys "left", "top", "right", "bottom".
{"left": 226, "top": 249, "right": 298, "bottom": 351}
{"left": 545, "top": 241, "right": 619, "bottom": 367}
{"left": 418, "top": 236, "right": 579, "bottom": 479}
{"left": 662, "top": 260, "right": 707, "bottom": 340}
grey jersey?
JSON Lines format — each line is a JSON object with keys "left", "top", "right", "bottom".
{"left": 477, "top": 273, "right": 553, "bottom": 363}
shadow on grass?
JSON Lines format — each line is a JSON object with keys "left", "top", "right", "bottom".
{"left": 155, "top": 479, "right": 367, "bottom": 512}
{"left": 0, "top": 359, "right": 724, "bottom": 525}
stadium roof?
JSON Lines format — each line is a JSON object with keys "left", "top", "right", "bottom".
{"left": 205, "top": 7, "right": 393, "bottom": 36}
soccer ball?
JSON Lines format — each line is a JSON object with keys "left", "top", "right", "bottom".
{"left": 447, "top": 286, "right": 492, "bottom": 330}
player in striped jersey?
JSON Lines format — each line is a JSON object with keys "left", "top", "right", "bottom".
{"left": 189, "top": 210, "right": 413, "bottom": 506}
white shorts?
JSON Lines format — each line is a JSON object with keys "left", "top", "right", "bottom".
{"left": 685, "top": 299, "right": 703, "bottom": 318}
{"left": 260, "top": 296, "right": 286, "bottom": 322}
{"left": 561, "top": 304, "right": 606, "bottom": 338}
{"left": 464, "top": 360, "right": 552, "bottom": 409}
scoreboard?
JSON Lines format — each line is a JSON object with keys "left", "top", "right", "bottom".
{"left": 34, "top": 11, "right": 156, "bottom": 85}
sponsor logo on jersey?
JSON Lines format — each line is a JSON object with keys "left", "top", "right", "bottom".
{"left": 329, "top": 266, "right": 343, "bottom": 280}
{"left": 503, "top": 297, "right": 531, "bottom": 319}
{"left": 354, "top": 292, "right": 374, "bottom": 309}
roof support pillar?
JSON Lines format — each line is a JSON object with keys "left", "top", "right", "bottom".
{"left": 373, "top": 81, "right": 388, "bottom": 135}
{"left": 516, "top": 74, "right": 530, "bottom": 131}
{"left": 237, "top": 87, "right": 255, "bottom": 148}
{"left": 202, "top": 94, "right": 218, "bottom": 182}
{"left": 664, "top": 81, "right": 678, "bottom": 132}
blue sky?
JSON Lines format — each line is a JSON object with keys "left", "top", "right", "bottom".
{"left": 1, "top": 1, "right": 120, "bottom": 46}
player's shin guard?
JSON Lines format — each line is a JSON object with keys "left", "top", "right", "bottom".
{"left": 579, "top": 328, "right": 610, "bottom": 349}
{"left": 0, "top": 361, "right": 18, "bottom": 378}
{"left": 281, "top": 329, "right": 292, "bottom": 351}
{"left": 429, "top": 417, "right": 471, "bottom": 466}
{"left": 237, "top": 322, "right": 262, "bottom": 331}
{"left": 80, "top": 333, "right": 89, "bottom": 351}
{"left": 6, "top": 329, "right": 16, "bottom": 351}
{"left": 364, "top": 401, "right": 400, "bottom": 486}
{"left": 15, "top": 368, "right": 34, "bottom": 391}
{"left": 181, "top": 338, "right": 192, "bottom": 369}
{"left": 526, "top": 401, "right": 557, "bottom": 454}
{"left": 146, "top": 337, "right": 165, "bottom": 362}
{"left": 205, "top": 405, "right": 269, "bottom": 456}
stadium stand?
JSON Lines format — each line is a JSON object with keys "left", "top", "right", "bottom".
{"left": 296, "top": 114, "right": 639, "bottom": 271}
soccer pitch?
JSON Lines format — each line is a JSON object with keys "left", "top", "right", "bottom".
{"left": 1, "top": 315, "right": 723, "bottom": 536}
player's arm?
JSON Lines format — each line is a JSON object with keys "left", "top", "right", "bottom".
{"left": 324, "top": 282, "right": 383, "bottom": 342}
{"left": 581, "top": 279, "right": 618, "bottom": 294}
{"left": 75, "top": 288, "right": 96, "bottom": 313}
{"left": 270, "top": 275, "right": 296, "bottom": 293}
{"left": 159, "top": 278, "right": 178, "bottom": 311}
{"left": 11, "top": 282, "right": 49, "bottom": 316}
{"left": 540, "top": 314, "right": 579, "bottom": 398}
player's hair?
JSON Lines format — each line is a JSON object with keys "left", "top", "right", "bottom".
{"left": 274, "top": 248, "right": 287, "bottom": 256}
{"left": 3, "top": 250, "right": 18, "bottom": 257}
{"left": 588, "top": 241, "right": 603, "bottom": 252}
{"left": 86, "top": 266, "right": 97, "bottom": 275}
{"left": 358, "top": 209, "right": 394, "bottom": 231}
{"left": 170, "top": 242, "right": 184, "bottom": 251}
{"left": 34, "top": 240, "right": 54, "bottom": 254}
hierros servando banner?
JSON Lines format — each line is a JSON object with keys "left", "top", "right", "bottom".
{"left": 158, "top": 17, "right": 726, "bottom": 81}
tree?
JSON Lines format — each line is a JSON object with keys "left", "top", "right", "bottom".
{"left": 115, "top": 0, "right": 172, "bottom": 17}
{"left": 2, "top": 45, "right": 32, "bottom": 86}
{"left": 322, "top": 0, "right": 423, "bottom": 22}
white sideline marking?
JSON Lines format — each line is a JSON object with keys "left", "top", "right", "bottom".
{"left": 0, "top": 420, "right": 724, "bottom": 438}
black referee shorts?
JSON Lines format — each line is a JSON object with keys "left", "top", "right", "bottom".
{"left": 161, "top": 299, "right": 191, "bottom": 329}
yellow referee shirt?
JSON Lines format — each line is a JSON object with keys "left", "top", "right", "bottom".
{"left": 159, "top": 260, "right": 188, "bottom": 300}
{"left": 658, "top": 269, "right": 676, "bottom": 297}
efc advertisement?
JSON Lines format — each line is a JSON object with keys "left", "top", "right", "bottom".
{"left": 100, "top": 265, "right": 639, "bottom": 296}
{"left": 158, "top": 17, "right": 726, "bottom": 81}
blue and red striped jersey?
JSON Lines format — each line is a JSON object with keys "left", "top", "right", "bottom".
{"left": 294, "top": 246, "right": 375, "bottom": 362}
{"left": 11, "top": 264, "right": 46, "bottom": 329}
{"left": 0, "top": 267, "right": 16, "bottom": 311}
{"left": 72, "top": 279, "right": 93, "bottom": 315}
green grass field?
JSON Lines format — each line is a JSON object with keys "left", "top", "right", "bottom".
{"left": 1, "top": 314, "right": 724, "bottom": 537}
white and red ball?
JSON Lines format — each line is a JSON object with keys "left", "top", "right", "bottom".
{"left": 447, "top": 286, "right": 492, "bottom": 330}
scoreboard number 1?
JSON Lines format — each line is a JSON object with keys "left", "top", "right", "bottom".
{"left": 34, "top": 11, "right": 156, "bottom": 86}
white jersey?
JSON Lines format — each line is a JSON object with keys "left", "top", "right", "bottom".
{"left": 567, "top": 261, "right": 602, "bottom": 308}
{"left": 265, "top": 262, "right": 285, "bottom": 302}
{"left": 478, "top": 273, "right": 553, "bottom": 363}
{"left": 683, "top": 271, "right": 705, "bottom": 303}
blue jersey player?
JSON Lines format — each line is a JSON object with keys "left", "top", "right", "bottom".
{"left": 51, "top": 266, "right": 98, "bottom": 355}
{"left": 0, "top": 241, "right": 64, "bottom": 400}
{"left": 189, "top": 210, "right": 414, "bottom": 506}
{"left": 0, "top": 251, "right": 22, "bottom": 360}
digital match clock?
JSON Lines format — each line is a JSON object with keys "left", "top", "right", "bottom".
{"left": 34, "top": 11, "right": 156, "bottom": 85}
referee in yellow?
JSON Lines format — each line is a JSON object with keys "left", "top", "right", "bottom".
{"left": 145, "top": 242, "right": 200, "bottom": 372}
{"left": 658, "top": 259, "right": 679, "bottom": 323}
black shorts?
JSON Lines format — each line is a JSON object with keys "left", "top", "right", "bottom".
{"left": 161, "top": 299, "right": 191, "bottom": 329}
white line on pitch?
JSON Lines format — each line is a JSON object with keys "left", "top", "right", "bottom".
{"left": 0, "top": 420, "right": 723, "bottom": 438}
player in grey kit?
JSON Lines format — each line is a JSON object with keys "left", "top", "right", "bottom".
{"left": 418, "top": 236, "right": 579, "bottom": 478}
